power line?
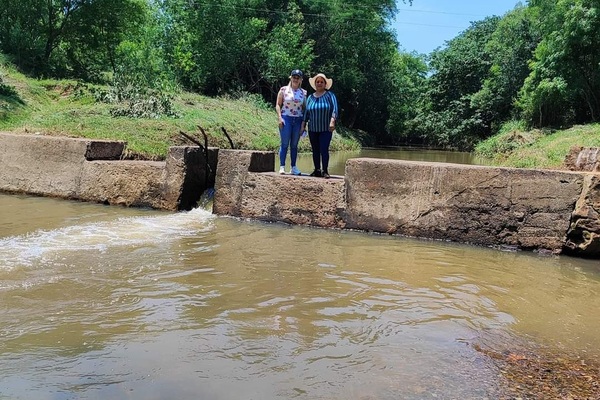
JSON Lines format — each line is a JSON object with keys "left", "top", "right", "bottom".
{"left": 394, "top": 21, "right": 467, "bottom": 29}
{"left": 396, "top": 8, "right": 487, "bottom": 18}
{"left": 179, "top": 1, "right": 485, "bottom": 32}
{"left": 289, "top": 0, "right": 491, "bottom": 18}
{"left": 184, "top": 1, "right": 486, "bottom": 27}
{"left": 186, "top": 2, "right": 383, "bottom": 22}
{"left": 184, "top": 0, "right": 492, "bottom": 20}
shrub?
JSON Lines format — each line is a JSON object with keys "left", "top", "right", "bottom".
{"left": 93, "top": 75, "right": 179, "bottom": 118}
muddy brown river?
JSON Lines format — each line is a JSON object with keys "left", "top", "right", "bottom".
{"left": 1, "top": 190, "right": 599, "bottom": 399}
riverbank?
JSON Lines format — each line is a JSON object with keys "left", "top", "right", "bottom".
{"left": 475, "top": 121, "right": 600, "bottom": 170}
{"left": 0, "top": 60, "right": 360, "bottom": 160}
{"left": 4, "top": 57, "right": 600, "bottom": 170}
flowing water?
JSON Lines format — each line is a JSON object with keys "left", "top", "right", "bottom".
{"left": 1, "top": 150, "right": 600, "bottom": 399}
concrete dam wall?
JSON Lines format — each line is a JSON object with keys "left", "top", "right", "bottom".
{"left": 1, "top": 133, "right": 599, "bottom": 258}
{"left": 0, "top": 133, "right": 217, "bottom": 211}
{"left": 213, "top": 150, "right": 600, "bottom": 258}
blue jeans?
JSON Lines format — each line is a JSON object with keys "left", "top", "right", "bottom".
{"left": 308, "top": 131, "right": 333, "bottom": 172}
{"left": 279, "top": 115, "right": 302, "bottom": 167}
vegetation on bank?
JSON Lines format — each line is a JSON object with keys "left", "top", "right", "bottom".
{"left": 0, "top": 59, "right": 359, "bottom": 160}
{"left": 3, "top": 55, "right": 599, "bottom": 168}
{"left": 2, "top": 0, "right": 600, "bottom": 167}
{"left": 475, "top": 121, "right": 600, "bottom": 169}
{"left": 2, "top": 0, "right": 599, "bottom": 152}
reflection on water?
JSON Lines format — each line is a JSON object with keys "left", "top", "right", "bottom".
{"left": 1, "top": 193, "right": 599, "bottom": 399}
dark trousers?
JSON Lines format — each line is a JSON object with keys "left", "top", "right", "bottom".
{"left": 308, "top": 131, "right": 333, "bottom": 172}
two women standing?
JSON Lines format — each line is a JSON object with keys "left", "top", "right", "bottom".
{"left": 276, "top": 70, "right": 338, "bottom": 178}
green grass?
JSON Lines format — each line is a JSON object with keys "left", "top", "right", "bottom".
{"left": 3, "top": 56, "right": 598, "bottom": 169}
{"left": 475, "top": 121, "right": 600, "bottom": 169}
{"left": 0, "top": 61, "right": 360, "bottom": 160}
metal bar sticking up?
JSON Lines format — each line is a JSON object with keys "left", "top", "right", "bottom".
{"left": 221, "top": 127, "right": 235, "bottom": 149}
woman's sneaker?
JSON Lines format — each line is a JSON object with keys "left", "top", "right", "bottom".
{"left": 310, "top": 169, "right": 322, "bottom": 177}
{"left": 279, "top": 166, "right": 285, "bottom": 174}
{"left": 291, "top": 166, "right": 301, "bottom": 175}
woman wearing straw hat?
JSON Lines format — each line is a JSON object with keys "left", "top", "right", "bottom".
{"left": 275, "top": 69, "right": 307, "bottom": 175}
{"left": 301, "top": 73, "right": 338, "bottom": 178}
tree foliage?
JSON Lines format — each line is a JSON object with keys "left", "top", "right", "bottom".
{"left": 402, "top": 0, "right": 600, "bottom": 150}
{"left": 0, "top": 0, "right": 147, "bottom": 79}
{"left": 407, "top": 17, "right": 501, "bottom": 149}
{"left": 162, "top": 0, "right": 315, "bottom": 98}
{"left": 385, "top": 51, "right": 427, "bottom": 145}
{"left": 1, "top": 0, "right": 599, "bottom": 151}
{"left": 472, "top": 6, "right": 538, "bottom": 131}
{"left": 517, "top": 0, "right": 600, "bottom": 127}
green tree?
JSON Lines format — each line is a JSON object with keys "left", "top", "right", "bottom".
{"left": 114, "top": 2, "right": 178, "bottom": 91}
{"left": 163, "top": 0, "right": 313, "bottom": 98}
{"left": 301, "top": 0, "right": 402, "bottom": 138}
{"left": 163, "top": 0, "right": 408, "bottom": 139}
{"left": 65, "top": 0, "right": 148, "bottom": 80}
{"left": 246, "top": 2, "right": 314, "bottom": 98}
{"left": 0, "top": 0, "right": 147, "bottom": 79}
{"left": 518, "top": 0, "right": 600, "bottom": 127}
{"left": 0, "top": 0, "right": 54, "bottom": 72}
{"left": 385, "top": 51, "right": 428, "bottom": 144}
{"left": 471, "top": 5, "right": 538, "bottom": 132}
{"left": 409, "top": 17, "right": 500, "bottom": 150}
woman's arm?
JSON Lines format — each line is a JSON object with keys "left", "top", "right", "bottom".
{"left": 328, "top": 92, "right": 339, "bottom": 132}
{"left": 302, "top": 95, "right": 311, "bottom": 130}
{"left": 275, "top": 88, "right": 284, "bottom": 127}
{"left": 302, "top": 89, "right": 307, "bottom": 113}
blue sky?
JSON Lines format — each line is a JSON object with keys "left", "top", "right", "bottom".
{"left": 392, "top": 0, "right": 524, "bottom": 54}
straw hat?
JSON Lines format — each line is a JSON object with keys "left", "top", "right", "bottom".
{"left": 309, "top": 73, "right": 333, "bottom": 90}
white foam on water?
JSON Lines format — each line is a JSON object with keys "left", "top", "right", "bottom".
{"left": 0, "top": 207, "right": 216, "bottom": 271}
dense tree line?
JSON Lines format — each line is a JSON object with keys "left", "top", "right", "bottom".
{"left": 1, "top": 0, "right": 599, "bottom": 150}
{"left": 405, "top": 0, "right": 600, "bottom": 149}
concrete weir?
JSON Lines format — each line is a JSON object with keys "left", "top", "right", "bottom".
{"left": 214, "top": 149, "right": 600, "bottom": 259}
{"left": 0, "top": 133, "right": 217, "bottom": 211}
{"left": 1, "top": 133, "right": 599, "bottom": 258}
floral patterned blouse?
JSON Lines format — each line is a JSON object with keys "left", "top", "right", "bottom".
{"left": 279, "top": 85, "right": 306, "bottom": 117}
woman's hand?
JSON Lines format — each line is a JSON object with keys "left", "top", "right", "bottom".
{"left": 278, "top": 117, "right": 284, "bottom": 128}
{"left": 329, "top": 118, "right": 335, "bottom": 132}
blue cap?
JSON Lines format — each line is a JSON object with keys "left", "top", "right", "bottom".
{"left": 290, "top": 69, "right": 303, "bottom": 78}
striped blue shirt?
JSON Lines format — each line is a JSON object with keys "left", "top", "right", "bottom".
{"left": 303, "top": 91, "right": 338, "bottom": 133}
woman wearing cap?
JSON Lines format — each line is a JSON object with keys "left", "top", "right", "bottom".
{"left": 301, "top": 73, "right": 338, "bottom": 179}
{"left": 275, "top": 69, "right": 307, "bottom": 175}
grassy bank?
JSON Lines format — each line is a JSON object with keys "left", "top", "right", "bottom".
{"left": 3, "top": 57, "right": 599, "bottom": 168}
{"left": 0, "top": 60, "right": 359, "bottom": 160}
{"left": 475, "top": 120, "right": 600, "bottom": 169}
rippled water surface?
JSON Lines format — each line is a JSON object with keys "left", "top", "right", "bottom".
{"left": 1, "top": 193, "right": 599, "bottom": 400}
